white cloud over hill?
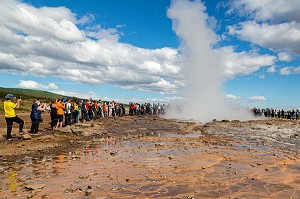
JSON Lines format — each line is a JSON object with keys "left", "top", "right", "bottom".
{"left": 0, "top": 0, "right": 284, "bottom": 97}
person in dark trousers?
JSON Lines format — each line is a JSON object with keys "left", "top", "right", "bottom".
{"left": 81, "top": 99, "right": 88, "bottom": 122}
{"left": 30, "top": 99, "right": 47, "bottom": 135}
{"left": 50, "top": 99, "right": 58, "bottom": 131}
{"left": 4, "top": 94, "right": 25, "bottom": 140}
{"left": 64, "top": 98, "right": 72, "bottom": 126}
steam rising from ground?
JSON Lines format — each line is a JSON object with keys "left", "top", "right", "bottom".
{"left": 166, "top": 0, "right": 254, "bottom": 122}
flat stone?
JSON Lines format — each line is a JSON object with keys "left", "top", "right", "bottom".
{"left": 70, "top": 128, "right": 83, "bottom": 135}
{"left": 110, "top": 151, "right": 118, "bottom": 156}
{"left": 22, "top": 134, "right": 32, "bottom": 140}
{"left": 25, "top": 184, "right": 45, "bottom": 190}
{"left": 74, "top": 123, "right": 92, "bottom": 128}
{"left": 85, "top": 188, "right": 93, "bottom": 196}
{"left": 221, "top": 120, "right": 230, "bottom": 122}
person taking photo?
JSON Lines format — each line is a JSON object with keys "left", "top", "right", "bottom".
{"left": 30, "top": 99, "right": 47, "bottom": 135}
{"left": 4, "top": 94, "right": 25, "bottom": 140}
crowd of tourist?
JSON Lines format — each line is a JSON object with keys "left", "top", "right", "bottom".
{"left": 128, "top": 102, "right": 167, "bottom": 115}
{"left": 252, "top": 107, "right": 300, "bottom": 120}
{"left": 4, "top": 93, "right": 300, "bottom": 141}
{"left": 2, "top": 93, "right": 168, "bottom": 140}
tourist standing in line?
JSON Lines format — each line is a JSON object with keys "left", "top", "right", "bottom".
{"left": 50, "top": 99, "right": 58, "bottom": 131}
{"left": 30, "top": 99, "right": 47, "bottom": 135}
{"left": 81, "top": 99, "right": 87, "bottom": 122}
{"left": 64, "top": 98, "right": 72, "bottom": 126}
{"left": 56, "top": 99, "right": 65, "bottom": 128}
{"left": 72, "top": 100, "right": 79, "bottom": 123}
{"left": 4, "top": 94, "right": 25, "bottom": 140}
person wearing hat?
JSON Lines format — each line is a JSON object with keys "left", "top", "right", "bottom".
{"left": 4, "top": 94, "right": 25, "bottom": 140}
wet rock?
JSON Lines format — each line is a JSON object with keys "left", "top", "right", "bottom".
{"left": 55, "top": 128, "right": 72, "bottom": 134}
{"left": 25, "top": 184, "right": 45, "bottom": 190}
{"left": 82, "top": 131, "right": 93, "bottom": 137}
{"left": 71, "top": 155, "right": 80, "bottom": 159}
{"left": 231, "top": 120, "right": 240, "bottom": 123}
{"left": 111, "top": 187, "right": 124, "bottom": 191}
{"left": 110, "top": 151, "right": 118, "bottom": 156}
{"left": 75, "top": 123, "right": 93, "bottom": 128}
{"left": 70, "top": 128, "right": 83, "bottom": 135}
{"left": 221, "top": 120, "right": 230, "bottom": 122}
{"left": 85, "top": 186, "right": 93, "bottom": 196}
{"left": 92, "top": 138, "right": 105, "bottom": 142}
{"left": 79, "top": 174, "right": 89, "bottom": 179}
{"left": 22, "top": 134, "right": 32, "bottom": 140}
{"left": 290, "top": 134, "right": 299, "bottom": 139}
{"left": 125, "top": 129, "right": 138, "bottom": 134}
{"left": 203, "top": 123, "right": 210, "bottom": 128}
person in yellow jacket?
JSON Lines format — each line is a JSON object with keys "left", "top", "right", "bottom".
{"left": 4, "top": 94, "right": 25, "bottom": 140}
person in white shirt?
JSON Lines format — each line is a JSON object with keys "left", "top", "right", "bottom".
{"left": 64, "top": 98, "right": 72, "bottom": 126}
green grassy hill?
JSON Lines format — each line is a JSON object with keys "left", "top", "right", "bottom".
{"left": 0, "top": 87, "right": 65, "bottom": 114}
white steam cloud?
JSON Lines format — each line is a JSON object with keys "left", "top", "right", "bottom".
{"left": 166, "top": 0, "right": 253, "bottom": 122}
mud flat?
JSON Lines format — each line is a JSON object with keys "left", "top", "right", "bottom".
{"left": 0, "top": 115, "right": 299, "bottom": 198}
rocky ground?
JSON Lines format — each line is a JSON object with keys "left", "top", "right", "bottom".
{"left": 0, "top": 113, "right": 299, "bottom": 198}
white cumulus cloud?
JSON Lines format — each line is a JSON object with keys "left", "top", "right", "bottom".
{"left": 0, "top": 0, "right": 183, "bottom": 94}
{"left": 229, "top": 21, "right": 300, "bottom": 54}
{"left": 225, "top": 94, "right": 242, "bottom": 100}
{"left": 217, "top": 46, "right": 276, "bottom": 79}
{"left": 227, "top": 0, "right": 300, "bottom": 55}
{"left": 279, "top": 66, "right": 300, "bottom": 75}
{"left": 18, "top": 80, "right": 58, "bottom": 90}
{"left": 0, "top": 0, "right": 290, "bottom": 97}
{"left": 267, "top": 66, "right": 277, "bottom": 73}
{"left": 249, "top": 96, "right": 267, "bottom": 102}
{"left": 277, "top": 52, "right": 292, "bottom": 62}
{"left": 229, "top": 0, "right": 300, "bottom": 22}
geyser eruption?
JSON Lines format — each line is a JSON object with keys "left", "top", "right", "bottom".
{"left": 167, "top": 0, "right": 253, "bottom": 121}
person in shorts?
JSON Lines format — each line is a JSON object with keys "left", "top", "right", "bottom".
{"left": 56, "top": 98, "right": 65, "bottom": 128}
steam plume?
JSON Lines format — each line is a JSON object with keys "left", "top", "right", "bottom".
{"left": 167, "top": 0, "right": 253, "bottom": 121}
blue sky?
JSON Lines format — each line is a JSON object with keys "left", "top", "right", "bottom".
{"left": 0, "top": 0, "right": 299, "bottom": 109}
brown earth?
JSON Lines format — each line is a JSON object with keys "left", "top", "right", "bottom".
{"left": 0, "top": 113, "right": 299, "bottom": 198}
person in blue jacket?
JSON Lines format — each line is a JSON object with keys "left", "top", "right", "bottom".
{"left": 30, "top": 99, "right": 47, "bottom": 135}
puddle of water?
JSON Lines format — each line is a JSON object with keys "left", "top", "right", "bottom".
{"left": 0, "top": 132, "right": 299, "bottom": 199}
